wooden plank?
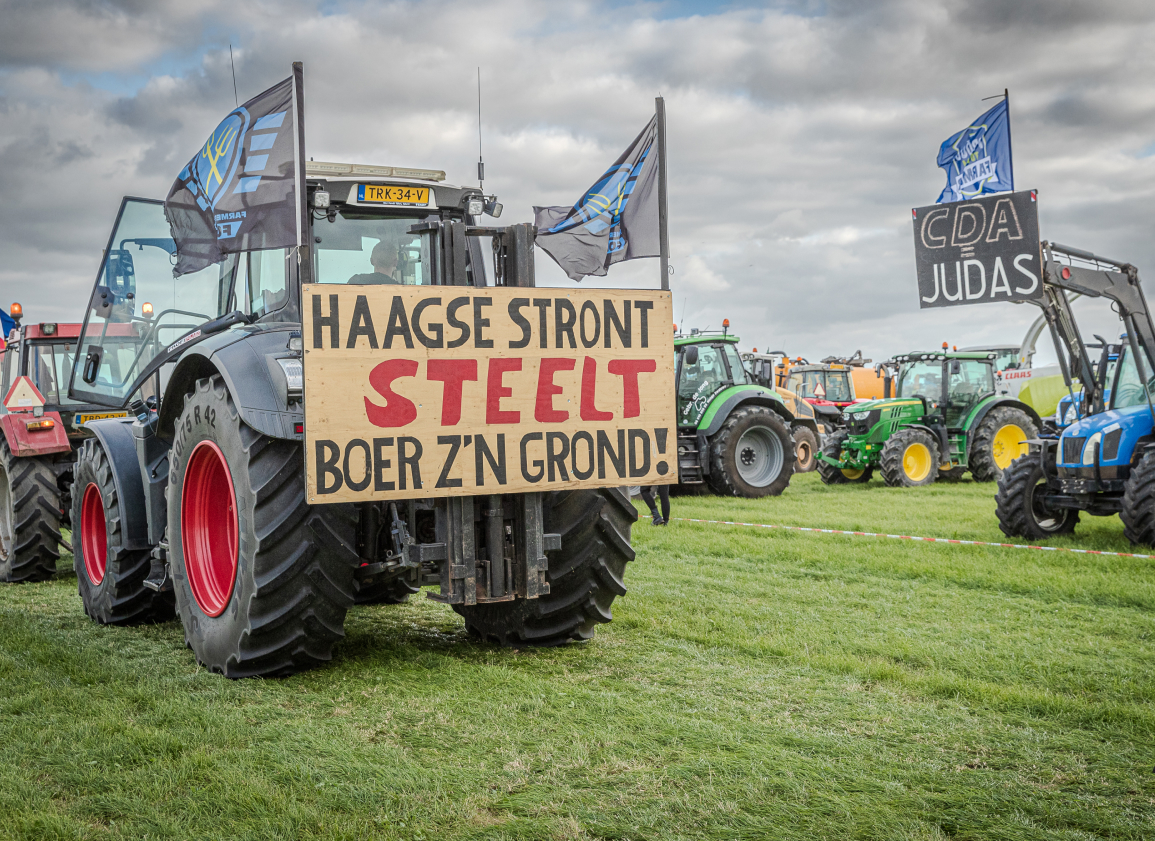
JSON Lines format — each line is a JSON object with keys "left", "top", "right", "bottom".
{"left": 302, "top": 285, "right": 676, "bottom": 503}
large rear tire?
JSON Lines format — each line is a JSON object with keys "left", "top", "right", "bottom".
{"left": 995, "top": 453, "right": 1078, "bottom": 539}
{"left": 453, "top": 488, "right": 637, "bottom": 646}
{"left": 970, "top": 407, "right": 1037, "bottom": 483}
{"left": 817, "top": 430, "right": 873, "bottom": 485}
{"left": 73, "top": 438, "right": 172, "bottom": 623}
{"left": 879, "top": 429, "right": 939, "bottom": 488}
{"left": 792, "top": 426, "right": 818, "bottom": 473}
{"left": 707, "top": 406, "right": 795, "bottom": 497}
{"left": 0, "top": 436, "right": 62, "bottom": 582}
{"left": 1121, "top": 450, "right": 1155, "bottom": 546}
{"left": 168, "top": 376, "right": 359, "bottom": 678}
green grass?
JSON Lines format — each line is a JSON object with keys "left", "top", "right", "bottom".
{"left": 1, "top": 473, "right": 1154, "bottom": 840}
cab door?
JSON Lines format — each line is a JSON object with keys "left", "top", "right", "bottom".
{"left": 67, "top": 197, "right": 236, "bottom": 408}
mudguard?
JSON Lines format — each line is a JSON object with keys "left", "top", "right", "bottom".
{"left": 158, "top": 325, "right": 303, "bottom": 442}
{"left": 85, "top": 418, "right": 150, "bottom": 550}
{"left": 968, "top": 398, "right": 1043, "bottom": 434}
{"left": 0, "top": 411, "right": 71, "bottom": 457}
{"left": 700, "top": 389, "right": 793, "bottom": 438}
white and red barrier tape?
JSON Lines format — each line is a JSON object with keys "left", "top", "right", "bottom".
{"left": 671, "top": 518, "right": 1155, "bottom": 560}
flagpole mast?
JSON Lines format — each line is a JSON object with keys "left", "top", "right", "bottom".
{"left": 656, "top": 95, "right": 670, "bottom": 292}
{"left": 292, "top": 61, "right": 311, "bottom": 284}
{"left": 1004, "top": 87, "right": 1014, "bottom": 191}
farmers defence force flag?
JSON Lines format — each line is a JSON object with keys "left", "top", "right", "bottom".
{"left": 936, "top": 98, "right": 1014, "bottom": 204}
{"left": 165, "top": 71, "right": 303, "bottom": 276}
{"left": 534, "top": 115, "right": 660, "bottom": 281}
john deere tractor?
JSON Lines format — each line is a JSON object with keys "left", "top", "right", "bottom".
{"left": 816, "top": 348, "right": 1041, "bottom": 487}
{"left": 676, "top": 330, "right": 818, "bottom": 495}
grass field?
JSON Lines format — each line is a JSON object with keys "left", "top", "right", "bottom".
{"left": 1, "top": 473, "right": 1153, "bottom": 840}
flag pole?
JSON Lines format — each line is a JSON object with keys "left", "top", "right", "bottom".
{"left": 656, "top": 95, "right": 670, "bottom": 292}
{"left": 1004, "top": 87, "right": 1014, "bottom": 191}
{"left": 292, "top": 60, "right": 311, "bottom": 284}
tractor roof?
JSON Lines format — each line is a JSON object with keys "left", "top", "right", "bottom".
{"left": 897, "top": 350, "right": 997, "bottom": 362}
{"left": 674, "top": 334, "right": 740, "bottom": 348}
{"left": 788, "top": 363, "right": 853, "bottom": 374}
{"left": 24, "top": 323, "right": 83, "bottom": 340}
{"left": 305, "top": 161, "right": 480, "bottom": 212}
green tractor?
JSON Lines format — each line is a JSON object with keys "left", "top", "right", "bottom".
{"left": 675, "top": 329, "right": 818, "bottom": 496}
{"left": 815, "top": 348, "right": 1041, "bottom": 487}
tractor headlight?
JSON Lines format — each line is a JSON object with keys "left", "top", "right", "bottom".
{"left": 852, "top": 411, "right": 868, "bottom": 420}
{"left": 1082, "top": 431, "right": 1101, "bottom": 465}
{"left": 277, "top": 358, "right": 304, "bottom": 398}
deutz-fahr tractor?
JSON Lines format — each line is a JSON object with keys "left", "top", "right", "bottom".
{"left": 676, "top": 329, "right": 818, "bottom": 494}
{"left": 1, "top": 307, "right": 126, "bottom": 582}
{"left": 816, "top": 347, "right": 1041, "bottom": 487}
{"left": 996, "top": 244, "right": 1155, "bottom": 545}
{"left": 64, "top": 148, "right": 655, "bottom": 676}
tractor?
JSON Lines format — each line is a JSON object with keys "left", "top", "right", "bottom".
{"left": 995, "top": 244, "right": 1155, "bottom": 545}
{"left": 63, "top": 144, "right": 660, "bottom": 676}
{"left": 0, "top": 306, "right": 126, "bottom": 582}
{"left": 743, "top": 350, "right": 837, "bottom": 465}
{"left": 815, "top": 347, "right": 1041, "bottom": 487}
{"left": 675, "top": 328, "right": 818, "bottom": 494}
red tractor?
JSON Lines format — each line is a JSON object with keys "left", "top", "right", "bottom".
{"left": 0, "top": 304, "right": 126, "bottom": 581}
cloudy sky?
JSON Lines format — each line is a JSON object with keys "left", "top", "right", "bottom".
{"left": 3, "top": 0, "right": 1154, "bottom": 363}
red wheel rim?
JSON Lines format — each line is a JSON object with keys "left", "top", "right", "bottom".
{"left": 80, "top": 483, "right": 107, "bottom": 585}
{"left": 181, "top": 440, "right": 239, "bottom": 617}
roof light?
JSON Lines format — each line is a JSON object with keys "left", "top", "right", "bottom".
{"left": 10, "top": 302, "right": 22, "bottom": 322}
{"left": 39, "top": 323, "right": 57, "bottom": 336}
{"left": 942, "top": 341, "right": 948, "bottom": 349}
{"left": 305, "top": 161, "right": 447, "bottom": 182}
{"left": 312, "top": 190, "right": 331, "bottom": 208}
{"left": 142, "top": 302, "right": 154, "bottom": 317}
{"left": 466, "top": 197, "right": 485, "bottom": 216}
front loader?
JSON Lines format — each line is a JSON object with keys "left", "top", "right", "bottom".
{"left": 66, "top": 163, "right": 659, "bottom": 676}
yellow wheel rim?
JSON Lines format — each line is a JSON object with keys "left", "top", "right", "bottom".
{"left": 902, "top": 442, "right": 933, "bottom": 482}
{"left": 992, "top": 424, "right": 1027, "bottom": 469}
{"left": 841, "top": 468, "right": 865, "bottom": 480}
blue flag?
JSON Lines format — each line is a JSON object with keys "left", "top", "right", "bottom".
{"left": 936, "top": 99, "right": 1013, "bottom": 204}
{"left": 533, "top": 115, "right": 660, "bottom": 281}
{"left": 0, "top": 308, "right": 14, "bottom": 341}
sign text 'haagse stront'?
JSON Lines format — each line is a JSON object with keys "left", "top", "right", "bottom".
{"left": 302, "top": 285, "right": 676, "bottom": 502}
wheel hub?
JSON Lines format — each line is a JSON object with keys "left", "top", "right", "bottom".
{"left": 992, "top": 424, "right": 1027, "bottom": 470}
{"left": 902, "top": 442, "right": 933, "bottom": 482}
{"left": 734, "top": 425, "right": 784, "bottom": 487}
{"left": 80, "top": 483, "right": 107, "bottom": 585}
{"left": 182, "top": 440, "right": 239, "bottom": 617}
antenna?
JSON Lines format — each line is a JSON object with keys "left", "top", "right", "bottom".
{"left": 476, "top": 67, "right": 484, "bottom": 190}
{"left": 229, "top": 43, "right": 239, "bottom": 107}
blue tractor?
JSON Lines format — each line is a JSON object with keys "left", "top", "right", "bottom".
{"left": 996, "top": 244, "right": 1155, "bottom": 543}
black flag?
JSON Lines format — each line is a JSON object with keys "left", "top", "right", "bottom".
{"left": 165, "top": 71, "right": 303, "bottom": 276}
{"left": 533, "top": 116, "right": 660, "bottom": 281}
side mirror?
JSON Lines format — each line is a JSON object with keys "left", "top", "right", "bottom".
{"left": 106, "top": 249, "right": 136, "bottom": 299}
{"left": 685, "top": 345, "right": 699, "bottom": 366}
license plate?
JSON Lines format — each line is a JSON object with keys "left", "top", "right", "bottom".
{"left": 358, "top": 184, "right": 429, "bottom": 206}
{"left": 75, "top": 412, "right": 128, "bottom": 425}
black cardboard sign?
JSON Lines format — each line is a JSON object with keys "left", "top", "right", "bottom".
{"left": 912, "top": 189, "right": 1043, "bottom": 309}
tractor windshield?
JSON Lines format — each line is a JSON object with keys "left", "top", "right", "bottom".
{"left": 896, "top": 361, "right": 942, "bottom": 401}
{"left": 825, "top": 372, "right": 853, "bottom": 402}
{"left": 313, "top": 209, "right": 433, "bottom": 286}
{"left": 1111, "top": 346, "right": 1155, "bottom": 410}
{"left": 677, "top": 343, "right": 729, "bottom": 427}
{"left": 29, "top": 342, "right": 83, "bottom": 407}
{"left": 69, "top": 197, "right": 237, "bottom": 407}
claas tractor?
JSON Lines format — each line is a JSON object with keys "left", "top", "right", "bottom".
{"left": 63, "top": 155, "right": 657, "bottom": 677}
{"left": 815, "top": 347, "right": 1041, "bottom": 487}
{"left": 675, "top": 328, "right": 817, "bottom": 494}
{"left": 996, "top": 244, "right": 1155, "bottom": 545}
{"left": 0, "top": 306, "right": 127, "bottom": 582}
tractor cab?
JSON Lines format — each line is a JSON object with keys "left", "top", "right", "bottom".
{"left": 675, "top": 332, "right": 751, "bottom": 429}
{"left": 893, "top": 351, "right": 996, "bottom": 430}
{"left": 785, "top": 363, "right": 855, "bottom": 408}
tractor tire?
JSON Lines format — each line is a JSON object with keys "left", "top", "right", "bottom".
{"left": 167, "top": 376, "right": 359, "bottom": 678}
{"left": 996, "top": 454, "right": 1078, "bottom": 539}
{"left": 73, "top": 438, "right": 172, "bottom": 624}
{"left": 355, "top": 574, "right": 419, "bottom": 605}
{"left": 453, "top": 488, "right": 636, "bottom": 646}
{"left": 0, "top": 436, "right": 62, "bottom": 583}
{"left": 1121, "top": 449, "right": 1155, "bottom": 546}
{"left": 817, "top": 430, "right": 873, "bottom": 485}
{"left": 879, "top": 429, "right": 939, "bottom": 488}
{"left": 969, "top": 407, "right": 1037, "bottom": 483}
{"left": 707, "top": 407, "right": 795, "bottom": 497}
{"left": 792, "top": 426, "right": 819, "bottom": 473}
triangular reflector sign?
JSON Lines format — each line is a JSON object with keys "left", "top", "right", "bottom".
{"left": 3, "top": 376, "right": 46, "bottom": 411}
{"left": 813, "top": 382, "right": 826, "bottom": 398}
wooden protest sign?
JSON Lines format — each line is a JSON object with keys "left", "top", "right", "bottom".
{"left": 302, "top": 285, "right": 676, "bottom": 503}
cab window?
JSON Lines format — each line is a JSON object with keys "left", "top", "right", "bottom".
{"left": 313, "top": 211, "right": 431, "bottom": 286}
